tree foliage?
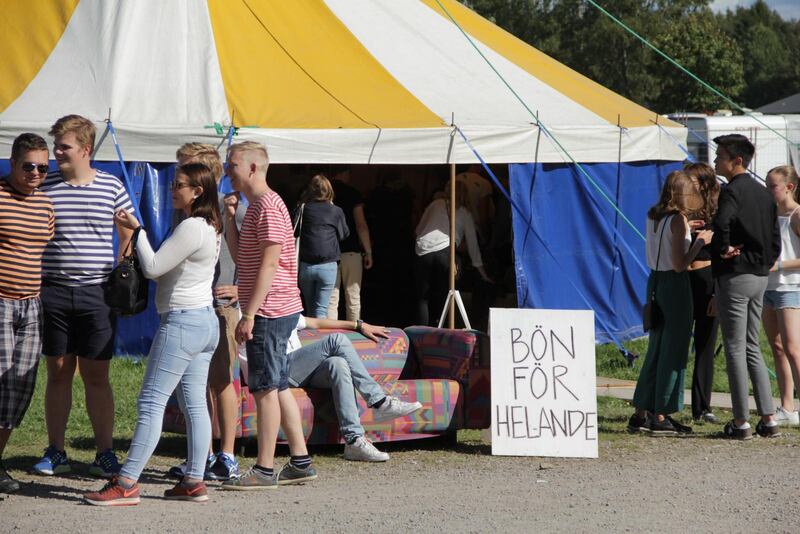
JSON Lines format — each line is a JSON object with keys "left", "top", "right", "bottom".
{"left": 463, "top": 0, "right": 800, "bottom": 113}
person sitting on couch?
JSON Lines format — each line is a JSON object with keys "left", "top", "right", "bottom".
{"left": 240, "top": 313, "right": 422, "bottom": 462}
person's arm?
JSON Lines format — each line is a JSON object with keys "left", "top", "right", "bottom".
{"left": 135, "top": 219, "right": 203, "bottom": 279}
{"left": 711, "top": 187, "right": 737, "bottom": 257}
{"left": 671, "top": 214, "right": 712, "bottom": 272}
{"left": 461, "top": 209, "right": 492, "bottom": 282}
{"left": 353, "top": 204, "right": 373, "bottom": 269}
{"left": 336, "top": 207, "right": 349, "bottom": 241}
{"left": 303, "top": 316, "right": 389, "bottom": 342}
{"left": 114, "top": 183, "right": 136, "bottom": 261}
{"left": 224, "top": 194, "right": 240, "bottom": 260}
{"left": 235, "top": 241, "right": 281, "bottom": 343}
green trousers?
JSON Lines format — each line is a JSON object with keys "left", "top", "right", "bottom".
{"left": 633, "top": 270, "right": 693, "bottom": 414}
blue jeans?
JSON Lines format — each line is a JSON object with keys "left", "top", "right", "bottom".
{"left": 299, "top": 262, "right": 338, "bottom": 318}
{"left": 121, "top": 307, "right": 218, "bottom": 481}
{"left": 247, "top": 313, "right": 300, "bottom": 393}
{"left": 287, "top": 333, "right": 386, "bottom": 442}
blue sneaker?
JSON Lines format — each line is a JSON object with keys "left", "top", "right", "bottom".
{"left": 32, "top": 446, "right": 71, "bottom": 476}
{"left": 167, "top": 453, "right": 216, "bottom": 480}
{"left": 207, "top": 452, "right": 240, "bottom": 481}
{"left": 88, "top": 449, "right": 122, "bottom": 478}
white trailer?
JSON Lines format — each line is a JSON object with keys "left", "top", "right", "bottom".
{"left": 668, "top": 113, "right": 800, "bottom": 179}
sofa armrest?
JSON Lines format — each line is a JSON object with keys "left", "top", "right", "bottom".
{"left": 402, "top": 326, "right": 477, "bottom": 381}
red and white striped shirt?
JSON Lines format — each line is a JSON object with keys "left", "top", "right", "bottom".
{"left": 237, "top": 190, "right": 302, "bottom": 318}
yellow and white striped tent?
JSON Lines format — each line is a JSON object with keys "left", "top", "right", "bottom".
{"left": 0, "top": 0, "right": 686, "bottom": 164}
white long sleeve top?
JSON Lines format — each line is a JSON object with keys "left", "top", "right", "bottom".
{"left": 415, "top": 199, "right": 483, "bottom": 267}
{"left": 135, "top": 217, "right": 220, "bottom": 313}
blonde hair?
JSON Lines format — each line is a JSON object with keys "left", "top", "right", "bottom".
{"left": 227, "top": 141, "right": 269, "bottom": 171}
{"left": 648, "top": 170, "right": 702, "bottom": 223}
{"left": 176, "top": 143, "right": 223, "bottom": 181}
{"left": 49, "top": 114, "right": 96, "bottom": 153}
{"left": 768, "top": 165, "right": 800, "bottom": 202}
{"left": 300, "top": 174, "right": 334, "bottom": 203}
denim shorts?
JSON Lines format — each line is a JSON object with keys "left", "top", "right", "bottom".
{"left": 246, "top": 313, "right": 300, "bottom": 393}
{"left": 763, "top": 290, "right": 800, "bottom": 310}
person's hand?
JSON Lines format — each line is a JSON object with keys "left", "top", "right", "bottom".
{"left": 235, "top": 317, "right": 254, "bottom": 344}
{"left": 695, "top": 229, "right": 713, "bottom": 245}
{"left": 223, "top": 193, "right": 239, "bottom": 220}
{"left": 363, "top": 252, "right": 373, "bottom": 269}
{"left": 360, "top": 322, "right": 389, "bottom": 342}
{"left": 706, "top": 296, "right": 716, "bottom": 317}
{"left": 214, "top": 285, "right": 239, "bottom": 306}
{"left": 115, "top": 209, "right": 140, "bottom": 230}
{"left": 688, "top": 219, "right": 706, "bottom": 231}
{"left": 721, "top": 244, "right": 743, "bottom": 260}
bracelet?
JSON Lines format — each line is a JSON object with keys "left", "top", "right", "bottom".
{"left": 241, "top": 313, "right": 255, "bottom": 321}
{"left": 356, "top": 319, "right": 363, "bottom": 333}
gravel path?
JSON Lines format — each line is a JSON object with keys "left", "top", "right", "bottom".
{"left": 3, "top": 433, "right": 800, "bottom": 533}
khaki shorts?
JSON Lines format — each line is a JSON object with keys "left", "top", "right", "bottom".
{"left": 207, "top": 305, "right": 239, "bottom": 388}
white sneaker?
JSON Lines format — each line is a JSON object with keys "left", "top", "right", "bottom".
{"left": 344, "top": 437, "right": 390, "bottom": 462}
{"left": 774, "top": 406, "right": 800, "bottom": 426}
{"left": 372, "top": 396, "right": 423, "bottom": 422}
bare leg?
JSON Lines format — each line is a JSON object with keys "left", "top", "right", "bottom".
{"left": 254, "top": 389, "right": 280, "bottom": 468}
{"left": 763, "top": 305, "right": 795, "bottom": 409}
{"left": 211, "top": 383, "right": 239, "bottom": 455}
{"left": 78, "top": 358, "right": 114, "bottom": 452}
{"left": 278, "top": 389, "right": 308, "bottom": 457}
{"left": 777, "top": 307, "right": 800, "bottom": 410}
{"left": 45, "top": 355, "right": 76, "bottom": 450}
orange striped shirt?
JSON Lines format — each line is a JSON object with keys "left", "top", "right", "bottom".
{"left": 0, "top": 180, "right": 55, "bottom": 299}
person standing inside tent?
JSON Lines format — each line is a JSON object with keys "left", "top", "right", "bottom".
{"left": 295, "top": 175, "right": 349, "bottom": 318}
{"left": 456, "top": 163, "right": 494, "bottom": 242}
{"left": 327, "top": 166, "right": 372, "bottom": 322}
{"left": 711, "top": 134, "right": 781, "bottom": 439}
{"left": 414, "top": 180, "right": 491, "bottom": 326}
{"left": 627, "top": 171, "right": 712, "bottom": 435}
{"left": 84, "top": 163, "right": 222, "bottom": 506}
{"left": 220, "top": 142, "right": 317, "bottom": 490}
{"left": 761, "top": 165, "right": 800, "bottom": 427}
{"left": 0, "top": 134, "right": 55, "bottom": 493}
{"left": 683, "top": 163, "right": 721, "bottom": 424}
{"left": 166, "top": 143, "right": 247, "bottom": 482}
{"left": 33, "top": 115, "right": 134, "bottom": 478}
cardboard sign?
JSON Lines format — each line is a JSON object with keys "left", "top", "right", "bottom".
{"left": 490, "top": 308, "right": 598, "bottom": 458}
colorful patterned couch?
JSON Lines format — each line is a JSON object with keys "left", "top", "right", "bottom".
{"left": 163, "top": 326, "right": 490, "bottom": 444}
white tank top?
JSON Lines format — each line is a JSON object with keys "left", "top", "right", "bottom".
{"left": 767, "top": 206, "right": 800, "bottom": 291}
{"left": 646, "top": 214, "right": 690, "bottom": 271}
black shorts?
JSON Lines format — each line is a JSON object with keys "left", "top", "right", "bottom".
{"left": 41, "top": 283, "right": 116, "bottom": 361}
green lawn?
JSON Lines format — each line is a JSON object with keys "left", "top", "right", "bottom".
{"left": 596, "top": 326, "right": 783, "bottom": 397}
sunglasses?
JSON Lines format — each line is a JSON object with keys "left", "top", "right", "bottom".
{"left": 171, "top": 181, "right": 193, "bottom": 192}
{"left": 21, "top": 162, "right": 50, "bottom": 174}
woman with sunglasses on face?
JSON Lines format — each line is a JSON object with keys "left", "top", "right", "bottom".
{"left": 84, "top": 163, "right": 222, "bottom": 506}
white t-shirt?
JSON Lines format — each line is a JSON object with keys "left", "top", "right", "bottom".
{"left": 286, "top": 315, "right": 307, "bottom": 354}
{"left": 645, "top": 215, "right": 690, "bottom": 272}
{"left": 414, "top": 199, "right": 483, "bottom": 267}
{"left": 136, "top": 217, "right": 220, "bottom": 313}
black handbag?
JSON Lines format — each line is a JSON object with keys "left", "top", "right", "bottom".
{"left": 642, "top": 217, "right": 667, "bottom": 333}
{"left": 105, "top": 227, "right": 148, "bottom": 316}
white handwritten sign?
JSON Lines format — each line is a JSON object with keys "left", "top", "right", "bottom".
{"left": 490, "top": 308, "right": 598, "bottom": 458}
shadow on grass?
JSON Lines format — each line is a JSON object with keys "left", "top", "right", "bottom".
{"left": 13, "top": 478, "right": 86, "bottom": 503}
{"left": 68, "top": 434, "right": 189, "bottom": 458}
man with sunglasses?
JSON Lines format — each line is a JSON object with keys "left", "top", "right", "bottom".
{"left": 0, "top": 134, "right": 55, "bottom": 492}
{"left": 33, "top": 115, "right": 134, "bottom": 478}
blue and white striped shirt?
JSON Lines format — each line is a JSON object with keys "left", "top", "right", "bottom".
{"left": 40, "top": 170, "right": 134, "bottom": 286}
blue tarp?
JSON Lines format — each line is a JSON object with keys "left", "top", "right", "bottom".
{"left": 509, "top": 161, "right": 683, "bottom": 344}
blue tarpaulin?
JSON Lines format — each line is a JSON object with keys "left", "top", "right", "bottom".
{"left": 509, "top": 161, "right": 683, "bottom": 344}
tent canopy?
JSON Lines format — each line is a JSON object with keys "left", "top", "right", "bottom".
{"left": 0, "top": 0, "right": 686, "bottom": 164}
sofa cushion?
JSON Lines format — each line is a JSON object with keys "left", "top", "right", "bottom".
{"left": 404, "top": 326, "right": 476, "bottom": 381}
{"left": 298, "top": 327, "right": 408, "bottom": 383}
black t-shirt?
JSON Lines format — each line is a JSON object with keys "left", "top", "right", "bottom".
{"left": 295, "top": 201, "right": 349, "bottom": 264}
{"left": 332, "top": 179, "right": 363, "bottom": 253}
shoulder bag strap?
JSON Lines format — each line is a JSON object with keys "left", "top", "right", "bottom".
{"left": 651, "top": 215, "right": 668, "bottom": 298}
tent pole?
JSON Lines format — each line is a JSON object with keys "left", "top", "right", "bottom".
{"left": 449, "top": 162, "right": 456, "bottom": 329}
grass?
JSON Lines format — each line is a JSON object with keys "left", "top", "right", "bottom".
{"left": 3, "top": 332, "right": 795, "bottom": 473}
{"left": 596, "top": 325, "right": 784, "bottom": 397}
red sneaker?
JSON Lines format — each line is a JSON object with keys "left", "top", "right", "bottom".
{"left": 84, "top": 476, "right": 140, "bottom": 506}
{"left": 164, "top": 480, "right": 209, "bottom": 502}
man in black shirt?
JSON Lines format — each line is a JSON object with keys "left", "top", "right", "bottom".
{"left": 711, "top": 134, "right": 781, "bottom": 439}
{"left": 328, "top": 167, "right": 373, "bottom": 321}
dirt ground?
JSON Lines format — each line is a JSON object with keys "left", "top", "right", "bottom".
{"left": 3, "top": 430, "right": 800, "bottom": 534}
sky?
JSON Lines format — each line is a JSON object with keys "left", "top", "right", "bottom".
{"left": 710, "top": 0, "right": 800, "bottom": 20}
